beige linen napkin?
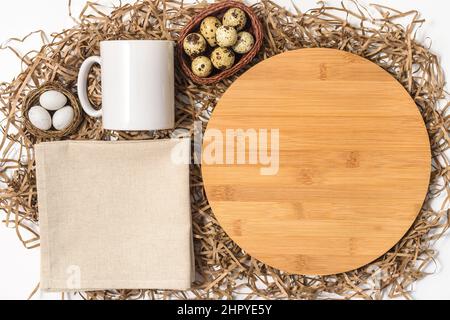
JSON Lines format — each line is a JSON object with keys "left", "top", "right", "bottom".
{"left": 36, "top": 139, "right": 194, "bottom": 292}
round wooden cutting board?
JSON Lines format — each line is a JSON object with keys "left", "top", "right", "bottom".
{"left": 202, "top": 48, "right": 431, "bottom": 275}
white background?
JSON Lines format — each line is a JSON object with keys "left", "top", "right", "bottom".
{"left": 1, "top": 0, "right": 450, "bottom": 300}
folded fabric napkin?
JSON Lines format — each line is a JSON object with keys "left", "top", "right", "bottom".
{"left": 36, "top": 139, "right": 194, "bottom": 292}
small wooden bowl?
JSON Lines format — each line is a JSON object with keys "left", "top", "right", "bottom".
{"left": 23, "top": 82, "right": 83, "bottom": 139}
{"left": 177, "top": 1, "right": 263, "bottom": 85}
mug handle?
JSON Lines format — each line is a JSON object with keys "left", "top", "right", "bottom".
{"left": 77, "top": 56, "right": 102, "bottom": 118}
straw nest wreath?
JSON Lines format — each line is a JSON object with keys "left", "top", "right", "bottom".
{"left": 1, "top": 0, "right": 449, "bottom": 300}
{"left": 23, "top": 82, "right": 83, "bottom": 139}
{"left": 177, "top": 1, "right": 263, "bottom": 84}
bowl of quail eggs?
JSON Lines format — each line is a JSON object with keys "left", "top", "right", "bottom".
{"left": 177, "top": 1, "right": 262, "bottom": 85}
{"left": 24, "top": 83, "right": 83, "bottom": 139}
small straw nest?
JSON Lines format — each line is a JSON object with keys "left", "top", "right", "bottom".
{"left": 23, "top": 82, "right": 83, "bottom": 139}
{"left": 1, "top": 0, "right": 450, "bottom": 300}
{"left": 177, "top": 0, "right": 263, "bottom": 84}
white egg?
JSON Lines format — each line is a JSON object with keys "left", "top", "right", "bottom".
{"left": 39, "top": 90, "right": 67, "bottom": 111}
{"left": 52, "top": 106, "right": 75, "bottom": 131}
{"left": 28, "top": 106, "right": 52, "bottom": 131}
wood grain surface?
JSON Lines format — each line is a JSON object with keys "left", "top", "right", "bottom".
{"left": 202, "top": 48, "right": 431, "bottom": 275}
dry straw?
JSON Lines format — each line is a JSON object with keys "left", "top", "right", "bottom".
{"left": 0, "top": 0, "right": 449, "bottom": 300}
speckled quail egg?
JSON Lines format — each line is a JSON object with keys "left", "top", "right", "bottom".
{"left": 232, "top": 31, "right": 255, "bottom": 54}
{"left": 211, "top": 47, "right": 235, "bottom": 70}
{"left": 216, "top": 26, "right": 238, "bottom": 47}
{"left": 192, "top": 56, "right": 213, "bottom": 78}
{"left": 223, "top": 7, "right": 247, "bottom": 31}
{"left": 183, "top": 33, "right": 207, "bottom": 57}
{"left": 200, "top": 16, "right": 222, "bottom": 47}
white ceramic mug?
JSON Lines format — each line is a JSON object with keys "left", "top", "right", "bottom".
{"left": 77, "top": 40, "right": 175, "bottom": 131}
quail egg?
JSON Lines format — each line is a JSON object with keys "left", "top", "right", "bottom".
{"left": 192, "top": 56, "right": 213, "bottom": 78}
{"left": 200, "top": 16, "right": 222, "bottom": 47}
{"left": 183, "top": 33, "right": 207, "bottom": 57}
{"left": 223, "top": 7, "right": 247, "bottom": 31}
{"left": 211, "top": 47, "right": 235, "bottom": 70}
{"left": 232, "top": 31, "right": 255, "bottom": 54}
{"left": 216, "top": 26, "right": 238, "bottom": 47}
